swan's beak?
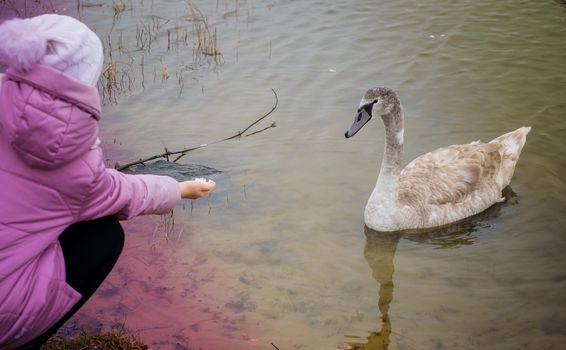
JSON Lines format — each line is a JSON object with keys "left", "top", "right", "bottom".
{"left": 345, "top": 106, "right": 372, "bottom": 138}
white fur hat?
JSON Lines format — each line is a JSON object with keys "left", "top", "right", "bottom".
{"left": 0, "top": 14, "right": 103, "bottom": 86}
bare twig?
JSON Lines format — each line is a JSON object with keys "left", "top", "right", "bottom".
{"left": 245, "top": 122, "right": 277, "bottom": 137}
{"left": 115, "top": 89, "right": 279, "bottom": 171}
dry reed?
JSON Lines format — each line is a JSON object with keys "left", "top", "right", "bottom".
{"left": 86, "top": 0, "right": 234, "bottom": 103}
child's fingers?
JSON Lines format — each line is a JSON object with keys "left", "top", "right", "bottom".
{"left": 200, "top": 181, "right": 216, "bottom": 194}
{"left": 205, "top": 180, "right": 216, "bottom": 189}
{"left": 180, "top": 180, "right": 216, "bottom": 199}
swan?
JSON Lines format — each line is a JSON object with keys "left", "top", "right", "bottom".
{"left": 345, "top": 86, "right": 531, "bottom": 232}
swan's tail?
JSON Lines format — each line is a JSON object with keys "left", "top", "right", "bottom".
{"left": 489, "top": 126, "right": 531, "bottom": 188}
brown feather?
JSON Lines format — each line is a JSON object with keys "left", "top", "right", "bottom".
{"left": 398, "top": 143, "right": 502, "bottom": 207}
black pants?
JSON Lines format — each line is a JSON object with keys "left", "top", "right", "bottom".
{"left": 18, "top": 216, "right": 124, "bottom": 349}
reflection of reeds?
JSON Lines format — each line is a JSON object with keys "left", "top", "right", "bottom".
{"left": 93, "top": 0, "right": 228, "bottom": 103}
{"left": 77, "top": 0, "right": 129, "bottom": 19}
{"left": 117, "top": 31, "right": 125, "bottom": 53}
{"left": 161, "top": 60, "right": 170, "bottom": 82}
{"left": 123, "top": 51, "right": 135, "bottom": 90}
{"left": 99, "top": 35, "right": 137, "bottom": 104}
{"left": 187, "top": 0, "right": 224, "bottom": 63}
{"left": 176, "top": 66, "right": 186, "bottom": 96}
{"left": 100, "top": 57, "right": 118, "bottom": 104}
{"left": 194, "top": 22, "right": 222, "bottom": 58}
{"left": 140, "top": 54, "right": 145, "bottom": 88}
{"left": 167, "top": 27, "right": 190, "bottom": 52}
{"left": 136, "top": 22, "right": 157, "bottom": 52}
{"left": 111, "top": 0, "right": 127, "bottom": 19}
{"left": 160, "top": 211, "right": 176, "bottom": 242}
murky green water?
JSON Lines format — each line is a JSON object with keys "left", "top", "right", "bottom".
{"left": 5, "top": 0, "right": 566, "bottom": 348}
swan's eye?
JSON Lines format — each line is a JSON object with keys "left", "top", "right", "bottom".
{"left": 358, "top": 99, "right": 379, "bottom": 111}
{"left": 356, "top": 99, "right": 379, "bottom": 117}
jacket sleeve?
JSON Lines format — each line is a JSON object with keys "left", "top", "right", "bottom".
{"left": 77, "top": 167, "right": 181, "bottom": 221}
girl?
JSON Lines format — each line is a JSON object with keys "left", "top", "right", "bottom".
{"left": 0, "top": 14, "right": 215, "bottom": 349}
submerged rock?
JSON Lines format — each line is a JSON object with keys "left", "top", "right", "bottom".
{"left": 122, "top": 159, "right": 222, "bottom": 182}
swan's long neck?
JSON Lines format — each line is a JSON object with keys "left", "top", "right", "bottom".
{"left": 365, "top": 103, "right": 404, "bottom": 230}
{"left": 379, "top": 105, "right": 404, "bottom": 178}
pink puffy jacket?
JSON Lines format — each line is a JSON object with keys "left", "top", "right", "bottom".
{"left": 0, "top": 64, "right": 181, "bottom": 348}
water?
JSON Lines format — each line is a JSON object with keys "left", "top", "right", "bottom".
{"left": 4, "top": 0, "right": 566, "bottom": 348}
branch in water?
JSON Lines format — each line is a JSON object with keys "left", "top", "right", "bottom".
{"left": 115, "top": 89, "right": 279, "bottom": 171}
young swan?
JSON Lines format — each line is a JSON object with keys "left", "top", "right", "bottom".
{"left": 345, "top": 87, "right": 530, "bottom": 232}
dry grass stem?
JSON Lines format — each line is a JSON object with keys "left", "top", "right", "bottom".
{"left": 80, "top": 0, "right": 228, "bottom": 103}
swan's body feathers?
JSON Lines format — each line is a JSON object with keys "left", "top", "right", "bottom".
{"left": 399, "top": 142, "right": 500, "bottom": 207}
{"left": 395, "top": 142, "right": 506, "bottom": 229}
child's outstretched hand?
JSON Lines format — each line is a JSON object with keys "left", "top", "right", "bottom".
{"left": 179, "top": 179, "right": 216, "bottom": 199}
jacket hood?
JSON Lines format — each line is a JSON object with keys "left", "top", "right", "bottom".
{"left": 1, "top": 64, "right": 101, "bottom": 169}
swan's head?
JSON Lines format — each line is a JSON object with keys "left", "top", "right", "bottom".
{"left": 345, "top": 86, "right": 401, "bottom": 138}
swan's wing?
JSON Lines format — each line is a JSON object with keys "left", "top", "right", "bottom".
{"left": 399, "top": 143, "right": 502, "bottom": 206}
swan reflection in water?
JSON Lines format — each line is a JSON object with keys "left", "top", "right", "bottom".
{"left": 343, "top": 187, "right": 518, "bottom": 350}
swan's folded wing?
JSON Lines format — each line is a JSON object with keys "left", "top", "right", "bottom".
{"left": 399, "top": 143, "right": 501, "bottom": 207}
